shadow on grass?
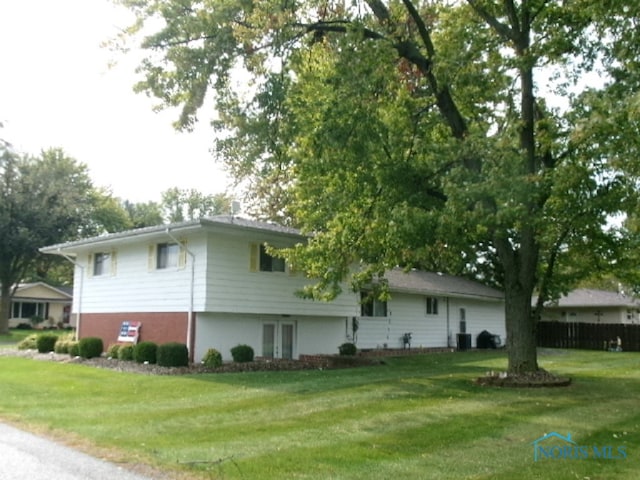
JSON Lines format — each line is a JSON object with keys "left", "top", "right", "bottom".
{"left": 185, "top": 350, "right": 509, "bottom": 395}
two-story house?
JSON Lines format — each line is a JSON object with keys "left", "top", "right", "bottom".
{"left": 41, "top": 216, "right": 505, "bottom": 361}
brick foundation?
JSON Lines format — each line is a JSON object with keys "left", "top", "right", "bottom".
{"left": 78, "top": 312, "right": 190, "bottom": 351}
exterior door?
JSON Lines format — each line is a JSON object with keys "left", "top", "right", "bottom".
{"left": 262, "top": 321, "right": 296, "bottom": 359}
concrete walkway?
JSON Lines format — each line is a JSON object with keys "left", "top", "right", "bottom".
{"left": 0, "top": 422, "right": 156, "bottom": 480}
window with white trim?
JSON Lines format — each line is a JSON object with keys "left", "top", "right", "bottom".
{"left": 12, "top": 301, "right": 46, "bottom": 319}
{"left": 148, "top": 240, "right": 187, "bottom": 271}
{"left": 93, "top": 252, "right": 111, "bottom": 276}
{"left": 88, "top": 251, "right": 117, "bottom": 277}
{"left": 260, "top": 245, "right": 285, "bottom": 272}
{"left": 426, "top": 297, "right": 439, "bottom": 315}
{"left": 249, "top": 243, "right": 286, "bottom": 273}
{"left": 157, "top": 242, "right": 180, "bottom": 269}
{"left": 360, "top": 292, "right": 387, "bottom": 317}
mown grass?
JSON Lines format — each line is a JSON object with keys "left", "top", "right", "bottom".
{"left": 0, "top": 349, "right": 637, "bottom": 479}
{"left": 0, "top": 328, "right": 69, "bottom": 347}
{"left": 0, "top": 328, "right": 36, "bottom": 345}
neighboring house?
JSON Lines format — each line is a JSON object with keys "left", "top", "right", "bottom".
{"left": 41, "top": 216, "right": 505, "bottom": 361}
{"left": 7, "top": 282, "right": 73, "bottom": 328}
{"left": 536, "top": 289, "right": 640, "bottom": 324}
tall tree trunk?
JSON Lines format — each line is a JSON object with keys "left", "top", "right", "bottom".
{"left": 503, "top": 280, "right": 538, "bottom": 374}
{"left": 498, "top": 225, "right": 540, "bottom": 374}
{"left": 0, "top": 283, "right": 11, "bottom": 334}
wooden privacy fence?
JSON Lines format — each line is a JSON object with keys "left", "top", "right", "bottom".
{"left": 537, "top": 322, "right": 640, "bottom": 352}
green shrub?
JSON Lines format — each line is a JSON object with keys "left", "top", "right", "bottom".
{"left": 30, "top": 315, "right": 46, "bottom": 327}
{"left": 106, "top": 344, "right": 120, "bottom": 359}
{"left": 35, "top": 334, "right": 58, "bottom": 353}
{"left": 202, "top": 348, "right": 223, "bottom": 368}
{"left": 338, "top": 342, "right": 357, "bottom": 356}
{"left": 118, "top": 344, "right": 134, "bottom": 361}
{"left": 68, "top": 341, "right": 80, "bottom": 357}
{"left": 78, "top": 337, "right": 104, "bottom": 359}
{"left": 157, "top": 342, "right": 189, "bottom": 367}
{"left": 53, "top": 333, "right": 76, "bottom": 354}
{"left": 134, "top": 341, "right": 157, "bottom": 364}
{"left": 230, "top": 344, "right": 254, "bottom": 363}
{"left": 17, "top": 334, "right": 38, "bottom": 350}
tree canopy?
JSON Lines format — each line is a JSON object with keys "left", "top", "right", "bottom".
{"left": 0, "top": 147, "right": 127, "bottom": 332}
{"left": 117, "top": 0, "right": 640, "bottom": 374}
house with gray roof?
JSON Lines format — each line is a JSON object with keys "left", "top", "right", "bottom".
{"left": 537, "top": 289, "right": 640, "bottom": 324}
{"left": 41, "top": 216, "right": 505, "bottom": 361}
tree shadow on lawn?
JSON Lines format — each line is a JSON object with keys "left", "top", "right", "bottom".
{"left": 186, "top": 349, "right": 640, "bottom": 399}
{"left": 185, "top": 351, "right": 511, "bottom": 395}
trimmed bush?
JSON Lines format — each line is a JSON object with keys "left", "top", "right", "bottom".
{"left": 157, "top": 342, "right": 189, "bottom": 367}
{"left": 15, "top": 323, "right": 32, "bottom": 330}
{"left": 36, "top": 334, "right": 59, "bottom": 353}
{"left": 201, "top": 348, "right": 223, "bottom": 368}
{"left": 78, "top": 337, "right": 104, "bottom": 359}
{"left": 230, "top": 344, "right": 254, "bottom": 363}
{"left": 118, "top": 344, "right": 134, "bottom": 361}
{"left": 106, "top": 344, "right": 121, "bottom": 359}
{"left": 17, "top": 334, "right": 39, "bottom": 350}
{"left": 134, "top": 341, "right": 157, "bottom": 364}
{"left": 68, "top": 341, "right": 80, "bottom": 357}
{"left": 338, "top": 342, "right": 357, "bottom": 356}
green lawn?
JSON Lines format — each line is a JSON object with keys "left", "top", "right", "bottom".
{"left": 0, "top": 328, "right": 70, "bottom": 347}
{"left": 0, "top": 329, "right": 35, "bottom": 345}
{"left": 0, "top": 349, "right": 637, "bottom": 479}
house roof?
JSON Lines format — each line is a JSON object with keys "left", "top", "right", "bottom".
{"left": 39, "top": 219, "right": 503, "bottom": 302}
{"left": 384, "top": 268, "right": 504, "bottom": 301}
{"left": 542, "top": 289, "right": 640, "bottom": 308}
{"left": 11, "top": 282, "right": 73, "bottom": 300}
{"left": 40, "top": 216, "right": 304, "bottom": 255}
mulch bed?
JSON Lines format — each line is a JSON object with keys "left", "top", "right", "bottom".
{"left": 0, "top": 348, "right": 381, "bottom": 375}
{"left": 474, "top": 368, "right": 572, "bottom": 387}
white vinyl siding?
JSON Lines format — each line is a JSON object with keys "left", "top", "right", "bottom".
{"left": 356, "top": 293, "right": 504, "bottom": 350}
{"left": 195, "top": 313, "right": 345, "bottom": 362}
{"left": 73, "top": 234, "right": 206, "bottom": 314}
{"left": 207, "top": 235, "right": 357, "bottom": 316}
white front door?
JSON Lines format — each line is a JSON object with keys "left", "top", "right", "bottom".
{"left": 262, "top": 321, "right": 296, "bottom": 359}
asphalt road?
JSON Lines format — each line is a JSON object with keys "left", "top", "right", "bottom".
{"left": 0, "top": 422, "right": 155, "bottom": 480}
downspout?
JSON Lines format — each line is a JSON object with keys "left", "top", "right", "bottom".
{"left": 446, "top": 297, "right": 451, "bottom": 348}
{"left": 165, "top": 228, "right": 196, "bottom": 361}
{"left": 58, "top": 251, "right": 84, "bottom": 342}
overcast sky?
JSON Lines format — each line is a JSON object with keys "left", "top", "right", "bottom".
{"left": 0, "top": 0, "right": 232, "bottom": 203}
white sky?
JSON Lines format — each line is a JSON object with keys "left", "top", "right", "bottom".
{"left": 0, "top": 0, "right": 232, "bottom": 203}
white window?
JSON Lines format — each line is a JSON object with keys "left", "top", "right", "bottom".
{"left": 89, "top": 251, "right": 116, "bottom": 277}
{"left": 260, "top": 244, "right": 285, "bottom": 272}
{"left": 93, "top": 252, "right": 111, "bottom": 276}
{"left": 249, "top": 243, "right": 286, "bottom": 273}
{"left": 361, "top": 292, "right": 387, "bottom": 317}
{"left": 426, "top": 297, "right": 439, "bottom": 315}
{"left": 148, "top": 241, "right": 187, "bottom": 271}
{"left": 12, "top": 302, "right": 46, "bottom": 319}
{"left": 156, "top": 242, "right": 180, "bottom": 269}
